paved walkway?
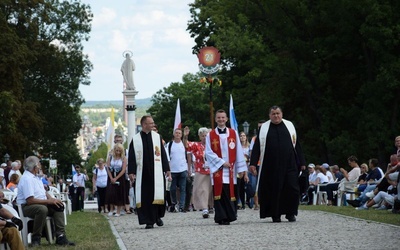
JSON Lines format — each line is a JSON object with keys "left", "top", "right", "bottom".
{"left": 102, "top": 208, "right": 400, "bottom": 250}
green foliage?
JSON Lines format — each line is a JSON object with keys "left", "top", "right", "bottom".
{"left": 86, "top": 142, "right": 108, "bottom": 171}
{"left": 188, "top": 0, "right": 400, "bottom": 166}
{"left": 0, "top": 1, "right": 93, "bottom": 175}
{"left": 147, "top": 73, "right": 224, "bottom": 142}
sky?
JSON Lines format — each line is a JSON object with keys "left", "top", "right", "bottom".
{"left": 79, "top": 0, "right": 199, "bottom": 101}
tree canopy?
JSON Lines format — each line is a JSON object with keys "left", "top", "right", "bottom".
{"left": 181, "top": 0, "right": 400, "bottom": 166}
{"left": 147, "top": 73, "right": 224, "bottom": 142}
{"left": 0, "top": 0, "right": 92, "bottom": 176}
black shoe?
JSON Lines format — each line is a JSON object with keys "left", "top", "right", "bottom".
{"left": 218, "top": 220, "right": 230, "bottom": 225}
{"left": 56, "top": 234, "right": 75, "bottom": 246}
{"left": 272, "top": 217, "right": 281, "bottom": 223}
{"left": 156, "top": 218, "right": 164, "bottom": 227}
{"left": 168, "top": 205, "right": 177, "bottom": 212}
{"left": 347, "top": 199, "right": 361, "bottom": 207}
{"left": 179, "top": 208, "right": 186, "bottom": 213}
{"left": 31, "top": 235, "right": 41, "bottom": 247}
{"left": 145, "top": 224, "right": 154, "bottom": 229}
{"left": 285, "top": 215, "right": 296, "bottom": 222}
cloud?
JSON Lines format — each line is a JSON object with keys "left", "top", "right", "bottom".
{"left": 80, "top": 1, "right": 198, "bottom": 101}
{"left": 92, "top": 7, "right": 117, "bottom": 27}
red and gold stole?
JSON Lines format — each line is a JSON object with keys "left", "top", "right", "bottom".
{"left": 209, "top": 129, "right": 236, "bottom": 201}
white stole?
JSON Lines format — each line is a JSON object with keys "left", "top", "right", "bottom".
{"left": 133, "top": 131, "right": 164, "bottom": 208}
{"left": 256, "top": 119, "right": 297, "bottom": 191}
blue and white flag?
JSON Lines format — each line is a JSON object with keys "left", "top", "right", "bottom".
{"left": 72, "top": 164, "right": 76, "bottom": 176}
{"left": 229, "top": 94, "right": 238, "bottom": 131}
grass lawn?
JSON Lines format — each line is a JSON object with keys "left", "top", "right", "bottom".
{"left": 300, "top": 204, "right": 400, "bottom": 226}
{"left": 31, "top": 211, "right": 119, "bottom": 249}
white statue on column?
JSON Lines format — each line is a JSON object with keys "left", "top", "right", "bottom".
{"left": 121, "top": 51, "right": 136, "bottom": 90}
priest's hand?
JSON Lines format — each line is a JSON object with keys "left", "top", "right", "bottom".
{"left": 129, "top": 174, "right": 136, "bottom": 182}
{"left": 222, "top": 162, "right": 230, "bottom": 168}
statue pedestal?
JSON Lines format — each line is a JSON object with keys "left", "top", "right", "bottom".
{"left": 123, "top": 89, "right": 139, "bottom": 145}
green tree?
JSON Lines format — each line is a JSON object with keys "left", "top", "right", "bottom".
{"left": 0, "top": 0, "right": 93, "bottom": 177}
{"left": 187, "top": 0, "right": 400, "bottom": 166}
{"left": 147, "top": 73, "right": 224, "bottom": 142}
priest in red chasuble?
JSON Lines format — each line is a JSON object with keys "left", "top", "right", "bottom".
{"left": 205, "top": 109, "right": 248, "bottom": 225}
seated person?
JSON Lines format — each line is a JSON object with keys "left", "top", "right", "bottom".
{"left": 321, "top": 163, "right": 335, "bottom": 183}
{"left": 356, "top": 188, "right": 396, "bottom": 210}
{"left": 0, "top": 202, "right": 24, "bottom": 250}
{"left": 331, "top": 165, "right": 344, "bottom": 182}
{"left": 357, "top": 159, "right": 382, "bottom": 192}
{"left": 16, "top": 156, "right": 75, "bottom": 247}
{"left": 326, "top": 155, "right": 361, "bottom": 206}
{"left": 307, "top": 165, "right": 329, "bottom": 205}
{"left": 364, "top": 154, "right": 399, "bottom": 198}
{"left": 348, "top": 159, "right": 385, "bottom": 207}
{"left": 6, "top": 173, "right": 20, "bottom": 192}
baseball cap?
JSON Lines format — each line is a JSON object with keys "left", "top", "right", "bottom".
{"left": 308, "top": 163, "right": 315, "bottom": 168}
{"left": 322, "top": 163, "right": 330, "bottom": 169}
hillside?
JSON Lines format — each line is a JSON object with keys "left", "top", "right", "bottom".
{"left": 82, "top": 97, "right": 152, "bottom": 108}
{"left": 80, "top": 98, "right": 152, "bottom": 126}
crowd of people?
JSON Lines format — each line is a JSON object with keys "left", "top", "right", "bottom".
{"left": 302, "top": 137, "right": 400, "bottom": 214}
{"left": 123, "top": 107, "right": 399, "bottom": 229}
{"left": 123, "top": 107, "right": 306, "bottom": 228}
{"left": 1, "top": 105, "right": 398, "bottom": 248}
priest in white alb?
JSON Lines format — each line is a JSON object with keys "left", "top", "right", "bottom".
{"left": 128, "top": 115, "right": 171, "bottom": 229}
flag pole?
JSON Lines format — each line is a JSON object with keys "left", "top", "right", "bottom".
{"left": 209, "top": 83, "right": 214, "bottom": 129}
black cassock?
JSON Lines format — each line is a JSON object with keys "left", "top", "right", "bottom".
{"left": 250, "top": 122, "right": 305, "bottom": 218}
{"left": 128, "top": 131, "right": 170, "bottom": 225}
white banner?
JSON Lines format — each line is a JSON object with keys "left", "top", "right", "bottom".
{"left": 49, "top": 160, "right": 57, "bottom": 169}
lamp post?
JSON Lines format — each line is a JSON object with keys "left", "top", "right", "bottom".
{"left": 3, "top": 153, "right": 10, "bottom": 162}
{"left": 242, "top": 121, "right": 250, "bottom": 135}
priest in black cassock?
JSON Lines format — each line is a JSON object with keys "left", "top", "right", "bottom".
{"left": 250, "top": 106, "right": 306, "bottom": 223}
{"left": 128, "top": 115, "right": 171, "bottom": 229}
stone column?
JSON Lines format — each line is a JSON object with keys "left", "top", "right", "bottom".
{"left": 123, "top": 89, "right": 139, "bottom": 145}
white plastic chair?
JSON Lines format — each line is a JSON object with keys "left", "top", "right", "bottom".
{"left": 312, "top": 183, "right": 328, "bottom": 205}
{"left": 61, "top": 192, "right": 72, "bottom": 215}
{"left": 2, "top": 190, "right": 16, "bottom": 206}
{"left": 337, "top": 180, "right": 358, "bottom": 206}
{"left": 17, "top": 204, "right": 54, "bottom": 247}
{"left": 47, "top": 187, "right": 68, "bottom": 225}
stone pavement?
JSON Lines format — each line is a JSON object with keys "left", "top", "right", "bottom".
{"left": 103, "top": 208, "right": 400, "bottom": 250}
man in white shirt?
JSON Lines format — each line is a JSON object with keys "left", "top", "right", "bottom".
{"left": 8, "top": 160, "right": 22, "bottom": 181}
{"left": 167, "top": 128, "right": 190, "bottom": 212}
{"left": 72, "top": 165, "right": 88, "bottom": 212}
{"left": 16, "top": 156, "right": 74, "bottom": 246}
